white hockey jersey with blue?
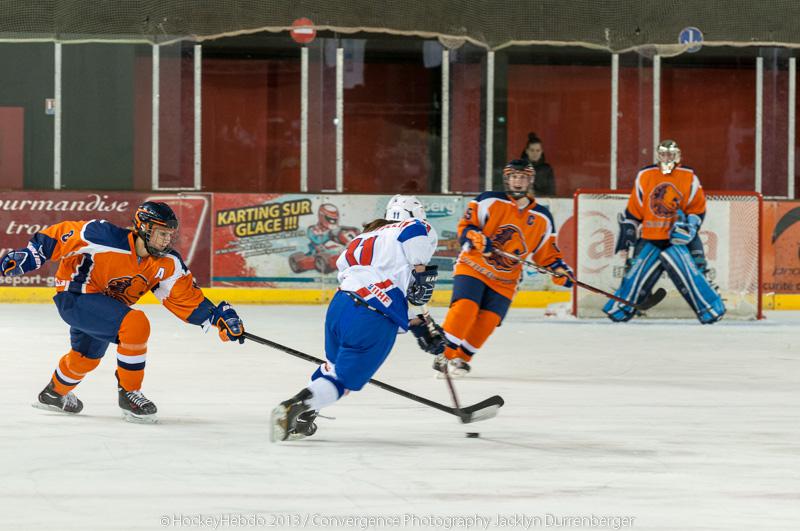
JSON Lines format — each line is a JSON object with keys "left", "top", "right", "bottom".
{"left": 336, "top": 219, "right": 438, "bottom": 330}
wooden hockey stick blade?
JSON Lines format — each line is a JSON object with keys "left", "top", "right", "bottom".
{"left": 636, "top": 287, "right": 667, "bottom": 311}
{"left": 460, "top": 395, "right": 505, "bottom": 423}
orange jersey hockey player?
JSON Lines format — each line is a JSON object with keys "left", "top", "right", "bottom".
{"left": 435, "top": 159, "right": 574, "bottom": 376}
{"left": 604, "top": 139, "right": 724, "bottom": 323}
{"left": 0, "top": 201, "right": 246, "bottom": 422}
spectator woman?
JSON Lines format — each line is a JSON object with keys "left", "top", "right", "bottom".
{"left": 520, "top": 132, "right": 556, "bottom": 196}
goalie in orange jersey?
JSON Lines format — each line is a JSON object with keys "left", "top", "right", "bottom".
{"left": 603, "top": 139, "right": 725, "bottom": 324}
{"left": 434, "top": 160, "right": 574, "bottom": 376}
{"left": 0, "top": 201, "right": 245, "bottom": 423}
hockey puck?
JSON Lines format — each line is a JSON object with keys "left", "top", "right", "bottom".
{"left": 465, "top": 432, "right": 480, "bottom": 438}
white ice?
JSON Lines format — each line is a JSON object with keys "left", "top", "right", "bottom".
{"left": 1, "top": 304, "right": 799, "bottom": 531}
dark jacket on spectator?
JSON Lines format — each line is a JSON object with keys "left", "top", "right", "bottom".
{"left": 521, "top": 153, "right": 556, "bottom": 197}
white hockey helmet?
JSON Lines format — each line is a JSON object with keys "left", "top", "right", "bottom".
{"left": 384, "top": 194, "right": 426, "bottom": 221}
{"left": 656, "top": 139, "right": 681, "bottom": 174}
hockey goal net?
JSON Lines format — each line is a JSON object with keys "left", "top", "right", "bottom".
{"left": 573, "top": 189, "right": 763, "bottom": 320}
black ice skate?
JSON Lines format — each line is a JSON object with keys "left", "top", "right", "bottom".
{"left": 33, "top": 381, "right": 84, "bottom": 414}
{"left": 270, "top": 388, "right": 318, "bottom": 442}
{"left": 117, "top": 373, "right": 158, "bottom": 423}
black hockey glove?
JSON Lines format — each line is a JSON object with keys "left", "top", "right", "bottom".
{"left": 409, "top": 314, "right": 445, "bottom": 355}
{"left": 614, "top": 213, "right": 640, "bottom": 254}
{"left": 406, "top": 265, "right": 438, "bottom": 306}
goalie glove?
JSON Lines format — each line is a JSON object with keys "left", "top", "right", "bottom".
{"left": 614, "top": 213, "right": 640, "bottom": 254}
{"left": 408, "top": 314, "right": 445, "bottom": 355}
{"left": 406, "top": 265, "right": 438, "bottom": 306}
{"left": 669, "top": 211, "right": 701, "bottom": 246}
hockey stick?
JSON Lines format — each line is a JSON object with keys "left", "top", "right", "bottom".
{"left": 493, "top": 249, "right": 666, "bottom": 311}
{"left": 419, "top": 305, "right": 470, "bottom": 424}
{"left": 243, "top": 331, "right": 503, "bottom": 423}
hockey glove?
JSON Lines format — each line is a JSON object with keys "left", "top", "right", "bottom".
{"left": 212, "top": 301, "right": 245, "bottom": 343}
{"left": 408, "top": 314, "right": 445, "bottom": 355}
{"left": 614, "top": 213, "right": 640, "bottom": 254}
{"left": 1, "top": 250, "right": 31, "bottom": 277}
{"left": 406, "top": 265, "right": 438, "bottom": 306}
{"left": 464, "top": 228, "right": 493, "bottom": 255}
{"left": 547, "top": 259, "right": 575, "bottom": 288}
{"left": 670, "top": 210, "right": 700, "bottom": 246}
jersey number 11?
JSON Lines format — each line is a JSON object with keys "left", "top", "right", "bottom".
{"left": 344, "top": 236, "right": 377, "bottom": 266}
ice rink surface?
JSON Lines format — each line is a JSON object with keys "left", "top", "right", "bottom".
{"left": 1, "top": 303, "right": 798, "bottom": 530}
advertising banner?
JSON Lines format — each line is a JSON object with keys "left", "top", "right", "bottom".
{"left": 762, "top": 200, "right": 800, "bottom": 293}
{"left": 211, "top": 194, "right": 464, "bottom": 288}
{"left": 211, "top": 193, "right": 574, "bottom": 293}
{"left": 0, "top": 192, "right": 211, "bottom": 287}
{"left": 10, "top": 191, "right": 793, "bottom": 299}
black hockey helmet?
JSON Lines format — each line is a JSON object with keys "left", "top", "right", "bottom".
{"left": 133, "top": 201, "right": 179, "bottom": 257}
{"left": 502, "top": 159, "right": 535, "bottom": 199}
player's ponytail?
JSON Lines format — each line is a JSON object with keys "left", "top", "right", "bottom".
{"left": 361, "top": 218, "right": 395, "bottom": 233}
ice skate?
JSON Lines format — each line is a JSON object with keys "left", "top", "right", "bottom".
{"left": 115, "top": 371, "right": 157, "bottom": 423}
{"left": 432, "top": 354, "right": 448, "bottom": 374}
{"left": 33, "top": 381, "right": 83, "bottom": 414}
{"left": 270, "top": 389, "right": 318, "bottom": 442}
{"left": 447, "top": 357, "right": 471, "bottom": 377}
{"left": 434, "top": 355, "right": 471, "bottom": 378}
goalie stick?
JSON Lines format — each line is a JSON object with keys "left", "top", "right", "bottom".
{"left": 243, "top": 331, "right": 503, "bottom": 424}
{"left": 492, "top": 249, "right": 666, "bottom": 312}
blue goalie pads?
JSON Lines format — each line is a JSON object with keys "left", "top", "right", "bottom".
{"left": 659, "top": 244, "right": 726, "bottom": 324}
{"left": 603, "top": 241, "right": 664, "bottom": 322}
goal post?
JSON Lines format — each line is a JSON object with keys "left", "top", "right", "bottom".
{"left": 572, "top": 189, "right": 763, "bottom": 320}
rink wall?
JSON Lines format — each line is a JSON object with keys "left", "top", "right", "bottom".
{"left": 0, "top": 191, "right": 799, "bottom": 309}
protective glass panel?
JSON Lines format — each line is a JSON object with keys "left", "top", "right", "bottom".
{"left": 0, "top": 43, "right": 53, "bottom": 190}
{"left": 502, "top": 46, "right": 612, "bottom": 197}
{"left": 62, "top": 43, "right": 148, "bottom": 190}
{"left": 661, "top": 48, "right": 756, "bottom": 191}
{"left": 449, "top": 42, "right": 485, "bottom": 194}
{"left": 342, "top": 35, "right": 441, "bottom": 194}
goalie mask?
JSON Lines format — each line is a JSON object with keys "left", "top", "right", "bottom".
{"left": 656, "top": 139, "right": 681, "bottom": 174}
{"left": 133, "top": 201, "right": 179, "bottom": 258}
{"left": 503, "top": 159, "right": 535, "bottom": 199}
{"left": 385, "top": 194, "right": 426, "bottom": 221}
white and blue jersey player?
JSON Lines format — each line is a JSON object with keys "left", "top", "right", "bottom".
{"left": 270, "top": 195, "right": 444, "bottom": 442}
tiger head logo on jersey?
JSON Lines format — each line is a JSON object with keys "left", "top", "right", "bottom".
{"left": 486, "top": 225, "right": 528, "bottom": 272}
{"left": 104, "top": 274, "right": 150, "bottom": 305}
{"left": 649, "top": 182, "right": 684, "bottom": 218}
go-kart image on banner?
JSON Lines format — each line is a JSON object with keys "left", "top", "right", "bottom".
{"left": 210, "top": 194, "right": 465, "bottom": 288}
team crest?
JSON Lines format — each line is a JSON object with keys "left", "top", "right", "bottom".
{"left": 104, "top": 274, "right": 149, "bottom": 305}
{"left": 649, "top": 182, "right": 683, "bottom": 218}
{"left": 486, "top": 225, "right": 528, "bottom": 272}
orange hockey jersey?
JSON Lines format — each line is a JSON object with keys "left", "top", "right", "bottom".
{"left": 22, "top": 219, "right": 211, "bottom": 324}
{"left": 626, "top": 165, "right": 706, "bottom": 240}
{"left": 455, "top": 192, "right": 564, "bottom": 299}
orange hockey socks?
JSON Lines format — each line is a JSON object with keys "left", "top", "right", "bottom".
{"left": 441, "top": 298, "right": 480, "bottom": 361}
{"left": 51, "top": 349, "right": 102, "bottom": 395}
{"left": 462, "top": 309, "right": 501, "bottom": 353}
{"left": 444, "top": 307, "right": 501, "bottom": 361}
{"left": 116, "top": 309, "right": 150, "bottom": 391}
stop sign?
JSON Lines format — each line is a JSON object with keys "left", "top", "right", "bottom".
{"left": 290, "top": 18, "right": 316, "bottom": 44}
